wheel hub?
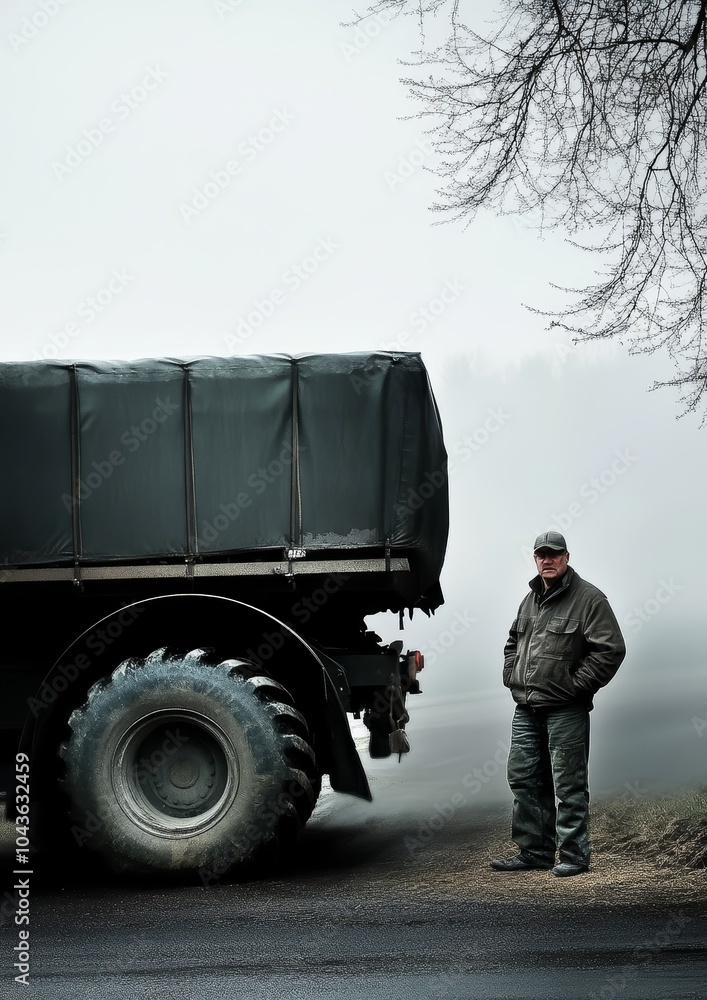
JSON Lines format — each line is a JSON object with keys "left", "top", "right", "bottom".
{"left": 168, "top": 757, "right": 201, "bottom": 789}
{"left": 112, "top": 711, "right": 239, "bottom": 838}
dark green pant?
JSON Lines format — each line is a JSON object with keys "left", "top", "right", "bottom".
{"left": 507, "top": 704, "right": 591, "bottom": 867}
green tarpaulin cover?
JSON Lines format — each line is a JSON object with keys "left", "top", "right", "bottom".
{"left": 0, "top": 352, "right": 448, "bottom": 608}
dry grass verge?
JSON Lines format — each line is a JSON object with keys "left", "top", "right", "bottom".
{"left": 591, "top": 788, "right": 707, "bottom": 869}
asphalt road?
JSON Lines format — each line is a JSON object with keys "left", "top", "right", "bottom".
{"left": 1, "top": 760, "right": 705, "bottom": 1000}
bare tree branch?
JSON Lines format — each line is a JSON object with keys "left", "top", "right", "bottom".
{"left": 359, "top": 0, "right": 707, "bottom": 419}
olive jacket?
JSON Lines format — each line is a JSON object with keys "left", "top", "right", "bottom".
{"left": 503, "top": 566, "right": 626, "bottom": 710}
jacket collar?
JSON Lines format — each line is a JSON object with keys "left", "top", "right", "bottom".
{"left": 529, "top": 564, "right": 576, "bottom": 601}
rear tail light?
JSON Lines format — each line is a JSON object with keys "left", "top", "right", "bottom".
{"left": 407, "top": 649, "right": 424, "bottom": 681}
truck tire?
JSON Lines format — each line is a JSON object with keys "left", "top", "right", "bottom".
{"left": 58, "top": 647, "right": 319, "bottom": 877}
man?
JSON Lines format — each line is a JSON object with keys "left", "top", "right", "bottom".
{"left": 491, "top": 531, "right": 626, "bottom": 877}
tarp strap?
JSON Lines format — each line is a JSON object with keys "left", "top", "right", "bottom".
{"left": 183, "top": 368, "right": 199, "bottom": 562}
{"left": 290, "top": 360, "right": 302, "bottom": 550}
{"left": 69, "top": 364, "right": 82, "bottom": 584}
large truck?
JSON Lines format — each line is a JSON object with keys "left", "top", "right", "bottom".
{"left": 0, "top": 352, "right": 448, "bottom": 878}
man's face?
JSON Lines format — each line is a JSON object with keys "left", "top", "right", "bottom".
{"left": 534, "top": 547, "right": 570, "bottom": 588}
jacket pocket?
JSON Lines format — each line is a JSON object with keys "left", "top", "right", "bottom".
{"left": 507, "top": 616, "right": 530, "bottom": 688}
{"left": 513, "top": 616, "right": 530, "bottom": 661}
{"left": 545, "top": 617, "right": 580, "bottom": 658}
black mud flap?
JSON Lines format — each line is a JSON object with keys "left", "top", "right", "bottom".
{"left": 319, "top": 659, "right": 372, "bottom": 802}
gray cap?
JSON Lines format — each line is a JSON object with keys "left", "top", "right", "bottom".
{"left": 533, "top": 530, "right": 567, "bottom": 553}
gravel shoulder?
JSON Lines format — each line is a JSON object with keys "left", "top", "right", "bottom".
{"left": 289, "top": 769, "right": 707, "bottom": 911}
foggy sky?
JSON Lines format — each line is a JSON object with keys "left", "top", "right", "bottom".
{"left": 1, "top": 0, "right": 704, "bottom": 800}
